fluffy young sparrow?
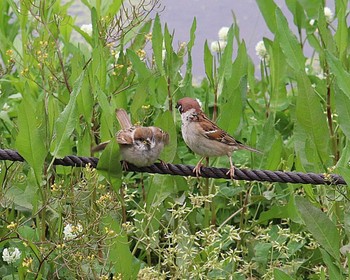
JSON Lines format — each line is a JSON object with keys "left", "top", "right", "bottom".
{"left": 92, "top": 109, "right": 169, "bottom": 168}
{"left": 176, "top": 97, "right": 260, "bottom": 178}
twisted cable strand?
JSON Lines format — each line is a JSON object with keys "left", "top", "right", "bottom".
{"left": 0, "top": 148, "right": 345, "bottom": 185}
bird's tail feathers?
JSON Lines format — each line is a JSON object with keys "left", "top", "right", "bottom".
{"left": 116, "top": 109, "right": 132, "bottom": 129}
{"left": 239, "top": 143, "right": 262, "bottom": 154}
{"left": 91, "top": 141, "right": 110, "bottom": 153}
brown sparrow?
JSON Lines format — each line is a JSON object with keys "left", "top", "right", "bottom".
{"left": 92, "top": 109, "right": 169, "bottom": 168}
{"left": 176, "top": 97, "right": 260, "bottom": 178}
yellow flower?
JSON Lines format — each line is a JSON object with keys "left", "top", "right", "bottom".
{"left": 7, "top": 222, "right": 17, "bottom": 230}
{"left": 22, "top": 257, "right": 33, "bottom": 268}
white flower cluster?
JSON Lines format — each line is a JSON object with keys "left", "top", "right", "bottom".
{"left": 324, "top": 7, "right": 334, "bottom": 23}
{"left": 255, "top": 40, "right": 269, "bottom": 61}
{"left": 210, "top": 26, "right": 230, "bottom": 53}
{"left": 63, "top": 223, "right": 83, "bottom": 240}
{"left": 81, "top": 24, "right": 93, "bottom": 36}
{"left": 2, "top": 247, "right": 21, "bottom": 264}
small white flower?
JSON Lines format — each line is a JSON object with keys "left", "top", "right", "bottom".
{"left": 63, "top": 223, "right": 83, "bottom": 240}
{"left": 2, "top": 247, "right": 21, "bottom": 264}
{"left": 324, "top": 7, "right": 334, "bottom": 23}
{"left": 210, "top": 40, "right": 227, "bottom": 53}
{"left": 81, "top": 24, "right": 93, "bottom": 36}
{"left": 255, "top": 40, "right": 269, "bottom": 61}
{"left": 309, "top": 19, "right": 315, "bottom": 26}
{"left": 218, "top": 26, "right": 230, "bottom": 41}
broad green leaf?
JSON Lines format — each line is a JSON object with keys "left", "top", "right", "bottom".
{"left": 130, "top": 81, "right": 149, "bottom": 118}
{"left": 317, "top": 6, "right": 337, "bottom": 55}
{"left": 275, "top": 8, "right": 305, "bottom": 72}
{"left": 154, "top": 110, "right": 177, "bottom": 162}
{"left": 256, "top": 0, "right": 278, "bottom": 33}
{"left": 182, "top": 18, "right": 196, "bottom": 97}
{"left": 127, "top": 49, "right": 150, "bottom": 79}
{"left": 269, "top": 38, "right": 288, "bottom": 110}
{"left": 218, "top": 25, "right": 234, "bottom": 79}
{"left": 97, "top": 89, "right": 115, "bottom": 141}
{"left": 104, "top": 0, "right": 122, "bottom": 17}
{"left": 218, "top": 77, "right": 245, "bottom": 134}
{"left": 335, "top": 141, "right": 350, "bottom": 186}
{"left": 204, "top": 40, "right": 214, "bottom": 86}
{"left": 295, "top": 196, "right": 340, "bottom": 261}
{"left": 92, "top": 45, "right": 107, "bottom": 90}
{"left": 97, "top": 139, "right": 122, "bottom": 192}
{"left": 77, "top": 77, "right": 93, "bottom": 124}
{"left": 16, "top": 91, "right": 46, "bottom": 183}
{"left": 273, "top": 269, "right": 295, "bottom": 280}
{"left": 326, "top": 51, "right": 350, "bottom": 97}
{"left": 258, "top": 205, "right": 289, "bottom": 225}
{"left": 334, "top": 6, "right": 348, "bottom": 60}
{"left": 50, "top": 72, "right": 84, "bottom": 158}
{"left": 297, "top": 0, "right": 322, "bottom": 18}
{"left": 152, "top": 14, "right": 164, "bottom": 75}
{"left": 103, "top": 215, "right": 140, "bottom": 279}
{"left": 320, "top": 249, "right": 345, "bottom": 280}
{"left": 335, "top": 88, "right": 350, "bottom": 139}
{"left": 295, "top": 72, "right": 329, "bottom": 162}
{"left": 285, "top": 0, "right": 306, "bottom": 30}
{"left": 187, "top": 17, "right": 197, "bottom": 51}
{"left": 130, "top": 20, "right": 152, "bottom": 51}
{"left": 265, "top": 135, "right": 283, "bottom": 170}
{"left": 226, "top": 41, "right": 248, "bottom": 93}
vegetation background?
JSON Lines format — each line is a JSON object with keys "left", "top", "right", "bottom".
{"left": 0, "top": 0, "right": 350, "bottom": 279}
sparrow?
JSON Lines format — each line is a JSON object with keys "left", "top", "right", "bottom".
{"left": 92, "top": 109, "right": 169, "bottom": 168}
{"left": 176, "top": 97, "right": 261, "bottom": 178}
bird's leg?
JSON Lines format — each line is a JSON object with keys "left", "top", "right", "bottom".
{"left": 193, "top": 157, "right": 205, "bottom": 177}
{"left": 121, "top": 160, "right": 129, "bottom": 171}
{"left": 226, "top": 156, "right": 236, "bottom": 179}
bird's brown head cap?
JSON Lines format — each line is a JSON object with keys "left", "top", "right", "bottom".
{"left": 176, "top": 97, "right": 202, "bottom": 114}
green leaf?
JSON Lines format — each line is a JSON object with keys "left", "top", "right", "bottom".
{"left": 268, "top": 36, "right": 288, "bottom": 110}
{"left": 126, "top": 49, "right": 150, "bottom": 79}
{"left": 104, "top": 0, "right": 122, "bottom": 17}
{"left": 320, "top": 249, "right": 345, "bottom": 280}
{"left": 265, "top": 135, "right": 283, "bottom": 170}
{"left": 256, "top": 0, "right": 278, "bottom": 33}
{"left": 326, "top": 51, "right": 350, "bottom": 97}
{"left": 152, "top": 14, "right": 164, "bottom": 75}
{"left": 335, "top": 141, "right": 350, "bottom": 185}
{"left": 97, "top": 139, "right": 122, "bottom": 192}
{"left": 258, "top": 205, "right": 289, "bottom": 225}
{"left": 204, "top": 40, "right": 214, "bottom": 86}
{"left": 187, "top": 17, "right": 197, "bottom": 51}
{"left": 334, "top": 5, "right": 348, "bottom": 60}
{"left": 130, "top": 81, "right": 149, "bottom": 118}
{"left": 295, "top": 196, "right": 340, "bottom": 261}
{"left": 295, "top": 72, "right": 329, "bottom": 162}
{"left": 335, "top": 87, "right": 350, "bottom": 139}
{"left": 273, "top": 269, "right": 295, "bottom": 280}
{"left": 276, "top": 8, "right": 305, "bottom": 72}
{"left": 154, "top": 110, "right": 177, "bottom": 162}
{"left": 103, "top": 215, "right": 140, "bottom": 279}
{"left": 97, "top": 89, "right": 115, "bottom": 141}
{"left": 50, "top": 72, "right": 84, "bottom": 158}
{"left": 16, "top": 91, "right": 46, "bottom": 183}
